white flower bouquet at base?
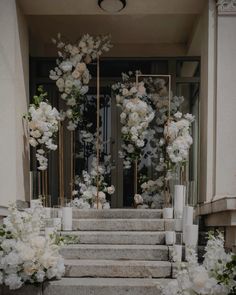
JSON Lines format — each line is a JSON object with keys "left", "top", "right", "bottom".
{"left": 162, "top": 232, "right": 236, "bottom": 295}
{"left": 0, "top": 204, "right": 65, "bottom": 290}
{"left": 70, "top": 156, "right": 115, "bottom": 209}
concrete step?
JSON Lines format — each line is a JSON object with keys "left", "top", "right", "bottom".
{"left": 73, "top": 218, "right": 165, "bottom": 231}
{"left": 43, "top": 278, "right": 173, "bottom": 295}
{"left": 64, "top": 259, "right": 172, "bottom": 278}
{"left": 60, "top": 244, "right": 169, "bottom": 261}
{"left": 72, "top": 209, "right": 162, "bottom": 219}
{"left": 60, "top": 231, "right": 165, "bottom": 244}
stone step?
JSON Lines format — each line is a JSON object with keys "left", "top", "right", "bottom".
{"left": 60, "top": 244, "right": 169, "bottom": 261}
{"left": 72, "top": 218, "right": 165, "bottom": 231}
{"left": 64, "top": 259, "right": 172, "bottom": 278}
{"left": 72, "top": 209, "right": 162, "bottom": 219}
{"left": 60, "top": 231, "right": 165, "bottom": 244}
{"left": 43, "top": 278, "right": 173, "bottom": 295}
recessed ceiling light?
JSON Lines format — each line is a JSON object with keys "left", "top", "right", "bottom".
{"left": 98, "top": 0, "right": 126, "bottom": 13}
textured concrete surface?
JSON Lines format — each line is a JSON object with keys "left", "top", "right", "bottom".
{"left": 73, "top": 218, "right": 165, "bottom": 231}
{"left": 60, "top": 231, "right": 166, "bottom": 245}
{"left": 60, "top": 244, "right": 169, "bottom": 261}
{"left": 43, "top": 278, "right": 173, "bottom": 295}
{"left": 64, "top": 259, "right": 171, "bottom": 278}
{"left": 72, "top": 209, "right": 162, "bottom": 219}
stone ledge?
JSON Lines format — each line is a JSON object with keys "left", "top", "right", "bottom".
{"left": 197, "top": 196, "right": 236, "bottom": 216}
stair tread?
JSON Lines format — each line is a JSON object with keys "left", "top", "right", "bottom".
{"left": 64, "top": 259, "right": 171, "bottom": 266}
{"left": 46, "top": 277, "right": 173, "bottom": 287}
{"left": 62, "top": 244, "right": 168, "bottom": 249}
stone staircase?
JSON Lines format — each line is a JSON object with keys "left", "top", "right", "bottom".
{"left": 44, "top": 209, "right": 175, "bottom": 295}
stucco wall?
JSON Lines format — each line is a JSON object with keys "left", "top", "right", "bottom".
{"left": 0, "top": 0, "right": 29, "bottom": 208}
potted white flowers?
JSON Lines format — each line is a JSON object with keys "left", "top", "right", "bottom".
{"left": 25, "top": 86, "right": 60, "bottom": 170}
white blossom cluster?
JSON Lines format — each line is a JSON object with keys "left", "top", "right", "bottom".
{"left": 112, "top": 73, "right": 155, "bottom": 169}
{"left": 27, "top": 88, "right": 60, "bottom": 170}
{"left": 162, "top": 232, "right": 235, "bottom": 295}
{"left": 50, "top": 33, "right": 112, "bottom": 130}
{"left": 70, "top": 156, "right": 115, "bottom": 209}
{"left": 140, "top": 178, "right": 165, "bottom": 208}
{"left": 0, "top": 204, "right": 65, "bottom": 290}
{"left": 164, "top": 112, "right": 195, "bottom": 165}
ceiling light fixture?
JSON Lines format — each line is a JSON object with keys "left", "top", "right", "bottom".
{"left": 98, "top": 0, "right": 126, "bottom": 13}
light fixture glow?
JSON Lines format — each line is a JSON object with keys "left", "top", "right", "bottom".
{"left": 98, "top": 0, "right": 126, "bottom": 13}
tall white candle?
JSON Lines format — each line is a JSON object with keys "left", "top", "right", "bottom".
{"left": 163, "top": 207, "right": 173, "bottom": 219}
{"left": 173, "top": 245, "right": 182, "bottom": 262}
{"left": 174, "top": 185, "right": 185, "bottom": 219}
{"left": 183, "top": 206, "right": 194, "bottom": 243}
{"left": 184, "top": 224, "right": 198, "bottom": 247}
{"left": 175, "top": 219, "right": 183, "bottom": 232}
{"left": 165, "top": 231, "right": 176, "bottom": 245}
{"left": 62, "top": 207, "right": 72, "bottom": 231}
{"left": 183, "top": 206, "right": 193, "bottom": 225}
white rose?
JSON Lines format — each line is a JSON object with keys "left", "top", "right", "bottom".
{"left": 120, "top": 112, "right": 126, "bottom": 120}
{"left": 67, "top": 98, "right": 76, "bottom": 106}
{"left": 134, "top": 194, "right": 143, "bottom": 205}
{"left": 98, "top": 191, "right": 106, "bottom": 202}
{"left": 66, "top": 109, "right": 73, "bottom": 119}
{"left": 76, "top": 62, "right": 87, "bottom": 73}
{"left": 122, "top": 88, "right": 129, "bottom": 96}
{"left": 29, "top": 137, "right": 38, "bottom": 147}
{"left": 59, "top": 61, "right": 73, "bottom": 73}
{"left": 56, "top": 78, "right": 64, "bottom": 89}
{"left": 72, "top": 70, "right": 81, "bottom": 79}
{"left": 107, "top": 185, "right": 115, "bottom": 195}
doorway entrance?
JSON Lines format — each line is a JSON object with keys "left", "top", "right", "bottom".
{"left": 30, "top": 57, "right": 200, "bottom": 207}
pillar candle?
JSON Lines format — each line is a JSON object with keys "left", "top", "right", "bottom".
{"left": 165, "top": 231, "right": 176, "bottom": 245}
{"left": 53, "top": 218, "right": 62, "bottom": 231}
{"left": 62, "top": 207, "right": 72, "bottom": 231}
{"left": 183, "top": 206, "right": 194, "bottom": 243}
{"left": 183, "top": 206, "right": 193, "bottom": 225}
{"left": 44, "top": 207, "right": 51, "bottom": 219}
{"left": 184, "top": 224, "right": 198, "bottom": 247}
{"left": 174, "top": 219, "right": 183, "bottom": 232}
{"left": 30, "top": 199, "right": 41, "bottom": 209}
{"left": 163, "top": 207, "right": 173, "bottom": 219}
{"left": 174, "top": 185, "right": 185, "bottom": 219}
{"left": 173, "top": 244, "right": 182, "bottom": 262}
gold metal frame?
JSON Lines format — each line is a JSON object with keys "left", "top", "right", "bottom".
{"left": 96, "top": 57, "right": 100, "bottom": 209}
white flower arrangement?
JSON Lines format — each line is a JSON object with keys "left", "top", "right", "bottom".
{"left": 140, "top": 177, "right": 165, "bottom": 208}
{"left": 70, "top": 156, "right": 115, "bottom": 209}
{"left": 25, "top": 86, "right": 60, "bottom": 170}
{"left": 112, "top": 72, "right": 155, "bottom": 169}
{"left": 164, "top": 112, "right": 194, "bottom": 165}
{"left": 0, "top": 203, "right": 65, "bottom": 290}
{"left": 50, "top": 33, "right": 112, "bottom": 130}
{"left": 163, "top": 232, "right": 236, "bottom": 295}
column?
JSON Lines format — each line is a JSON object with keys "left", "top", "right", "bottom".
{"left": 215, "top": 0, "right": 236, "bottom": 199}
